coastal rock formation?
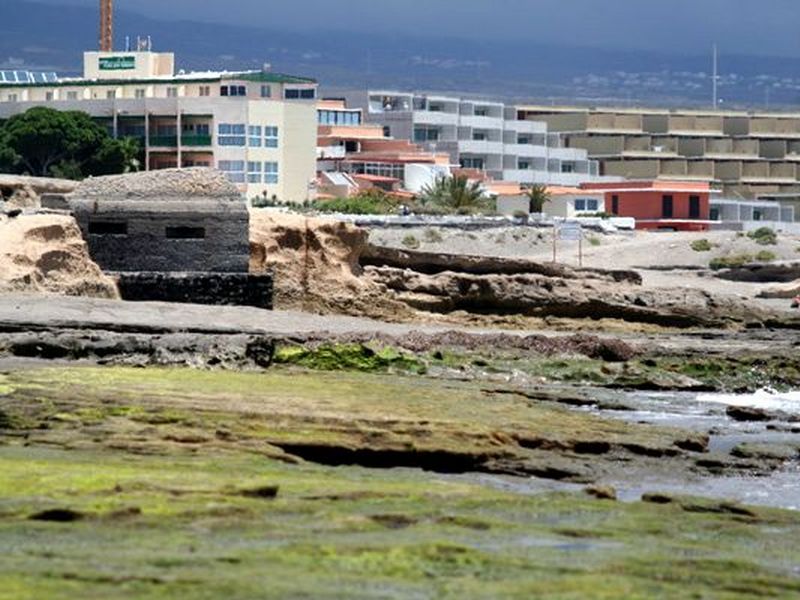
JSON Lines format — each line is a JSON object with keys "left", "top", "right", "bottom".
{"left": 364, "top": 263, "right": 771, "bottom": 328}
{"left": 361, "top": 244, "right": 642, "bottom": 284}
{"left": 249, "top": 211, "right": 412, "bottom": 318}
{"left": 0, "top": 214, "right": 118, "bottom": 298}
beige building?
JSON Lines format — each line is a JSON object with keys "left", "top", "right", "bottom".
{"left": 0, "top": 51, "right": 319, "bottom": 203}
{"left": 517, "top": 105, "right": 800, "bottom": 200}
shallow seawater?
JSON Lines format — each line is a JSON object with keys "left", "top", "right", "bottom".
{"left": 592, "top": 389, "right": 800, "bottom": 510}
{"left": 696, "top": 389, "right": 800, "bottom": 415}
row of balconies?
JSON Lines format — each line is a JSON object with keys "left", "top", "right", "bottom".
{"left": 602, "top": 158, "right": 800, "bottom": 183}
{"left": 527, "top": 110, "right": 800, "bottom": 139}
{"left": 567, "top": 133, "right": 800, "bottom": 161}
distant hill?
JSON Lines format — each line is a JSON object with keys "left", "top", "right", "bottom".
{"left": 3, "top": 1, "right": 800, "bottom": 109}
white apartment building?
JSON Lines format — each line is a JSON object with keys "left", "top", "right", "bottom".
{"left": 349, "top": 91, "right": 603, "bottom": 186}
{"left": 0, "top": 51, "right": 319, "bottom": 203}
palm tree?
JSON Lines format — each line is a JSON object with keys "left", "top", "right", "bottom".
{"left": 526, "top": 184, "right": 550, "bottom": 214}
{"left": 418, "top": 175, "right": 488, "bottom": 214}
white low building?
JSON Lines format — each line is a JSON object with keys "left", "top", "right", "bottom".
{"left": 0, "top": 50, "right": 319, "bottom": 203}
{"left": 544, "top": 187, "right": 606, "bottom": 219}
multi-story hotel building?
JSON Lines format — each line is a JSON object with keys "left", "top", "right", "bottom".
{"left": 0, "top": 50, "right": 319, "bottom": 203}
{"left": 516, "top": 105, "right": 800, "bottom": 202}
{"left": 349, "top": 91, "right": 604, "bottom": 187}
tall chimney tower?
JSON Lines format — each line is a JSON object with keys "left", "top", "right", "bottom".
{"left": 100, "top": 0, "right": 113, "bottom": 52}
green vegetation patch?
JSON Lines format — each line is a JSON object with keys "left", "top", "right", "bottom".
{"left": 755, "top": 250, "right": 777, "bottom": 262}
{"left": 710, "top": 254, "right": 753, "bottom": 270}
{"left": 273, "top": 343, "right": 426, "bottom": 374}
{"left": 401, "top": 234, "right": 420, "bottom": 249}
{"left": 747, "top": 227, "right": 778, "bottom": 246}
{"left": 690, "top": 238, "right": 713, "bottom": 252}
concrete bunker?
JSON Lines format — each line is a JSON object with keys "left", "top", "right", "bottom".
{"left": 67, "top": 168, "right": 272, "bottom": 308}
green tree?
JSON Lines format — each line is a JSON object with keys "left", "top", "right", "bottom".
{"left": 526, "top": 184, "right": 551, "bottom": 213}
{"left": 0, "top": 107, "right": 139, "bottom": 179}
{"left": 417, "top": 175, "right": 488, "bottom": 214}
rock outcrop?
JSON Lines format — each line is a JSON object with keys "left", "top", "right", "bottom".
{"left": 249, "top": 211, "right": 412, "bottom": 319}
{"left": 362, "top": 244, "right": 642, "bottom": 284}
{"left": 716, "top": 262, "right": 800, "bottom": 283}
{"left": 364, "top": 263, "right": 771, "bottom": 328}
{"left": 0, "top": 214, "right": 118, "bottom": 298}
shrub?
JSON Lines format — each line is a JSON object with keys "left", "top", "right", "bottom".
{"left": 588, "top": 236, "right": 602, "bottom": 247}
{"left": 402, "top": 234, "right": 420, "bottom": 249}
{"left": 709, "top": 254, "right": 753, "bottom": 270}
{"left": 755, "top": 250, "right": 777, "bottom": 262}
{"left": 423, "top": 228, "right": 443, "bottom": 243}
{"left": 690, "top": 239, "right": 713, "bottom": 252}
{"left": 313, "top": 189, "right": 398, "bottom": 215}
{"left": 747, "top": 227, "right": 777, "bottom": 246}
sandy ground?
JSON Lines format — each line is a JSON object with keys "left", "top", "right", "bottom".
{"left": 370, "top": 226, "right": 800, "bottom": 313}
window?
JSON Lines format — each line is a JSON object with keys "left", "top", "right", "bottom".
{"left": 710, "top": 207, "right": 720, "bottom": 221}
{"left": 89, "top": 221, "right": 128, "bottom": 235}
{"left": 264, "top": 162, "right": 278, "bottom": 184}
{"left": 460, "top": 157, "right": 485, "bottom": 170}
{"left": 166, "top": 87, "right": 178, "bottom": 98}
{"left": 218, "top": 160, "right": 246, "bottom": 183}
{"left": 561, "top": 162, "right": 575, "bottom": 173}
{"left": 689, "top": 195, "right": 701, "bottom": 219}
{"left": 261, "top": 85, "right": 271, "bottom": 98}
{"left": 134, "top": 88, "right": 146, "bottom": 99}
{"left": 199, "top": 85, "right": 211, "bottom": 97}
{"left": 518, "top": 160, "right": 531, "bottom": 170}
{"left": 473, "top": 131, "right": 487, "bottom": 141}
{"left": 221, "top": 85, "right": 246, "bottom": 97}
{"left": 382, "top": 126, "right": 391, "bottom": 138}
{"left": 662, "top": 195, "right": 674, "bottom": 218}
{"left": 45, "top": 92, "right": 54, "bottom": 101}
{"left": 165, "top": 226, "right": 205, "bottom": 240}
{"left": 574, "top": 198, "right": 599, "bottom": 212}
{"left": 474, "top": 107, "right": 489, "bottom": 117}
{"left": 247, "top": 161, "right": 262, "bottom": 183}
{"left": 413, "top": 128, "right": 439, "bottom": 142}
{"left": 106, "top": 90, "right": 116, "bottom": 99}
{"left": 611, "top": 195, "right": 619, "bottom": 215}
{"left": 218, "top": 123, "right": 246, "bottom": 146}
{"left": 518, "top": 135, "right": 531, "bottom": 145}
{"left": 264, "top": 126, "right": 278, "bottom": 148}
{"left": 67, "top": 91, "right": 78, "bottom": 100}
{"left": 753, "top": 209, "right": 763, "bottom": 222}
{"left": 248, "top": 125, "right": 262, "bottom": 147}
{"left": 284, "top": 88, "right": 315, "bottom": 99}
{"left": 7, "top": 93, "right": 18, "bottom": 102}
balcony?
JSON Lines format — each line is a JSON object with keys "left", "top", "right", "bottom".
{"left": 181, "top": 134, "right": 212, "bottom": 147}
{"left": 149, "top": 135, "right": 177, "bottom": 147}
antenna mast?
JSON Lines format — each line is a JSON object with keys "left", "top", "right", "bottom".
{"left": 100, "top": 0, "right": 113, "bottom": 52}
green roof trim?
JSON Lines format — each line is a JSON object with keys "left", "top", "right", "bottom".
{"left": 0, "top": 70, "right": 316, "bottom": 90}
{"left": 230, "top": 71, "right": 316, "bottom": 84}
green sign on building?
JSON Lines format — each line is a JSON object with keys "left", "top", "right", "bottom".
{"left": 99, "top": 56, "right": 136, "bottom": 71}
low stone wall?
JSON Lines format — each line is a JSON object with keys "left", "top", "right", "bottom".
{"left": 114, "top": 271, "right": 273, "bottom": 310}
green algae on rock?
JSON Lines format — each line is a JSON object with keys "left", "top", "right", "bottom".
{"left": 273, "top": 343, "right": 427, "bottom": 374}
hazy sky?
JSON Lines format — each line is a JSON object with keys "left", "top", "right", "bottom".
{"left": 31, "top": 0, "right": 800, "bottom": 57}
